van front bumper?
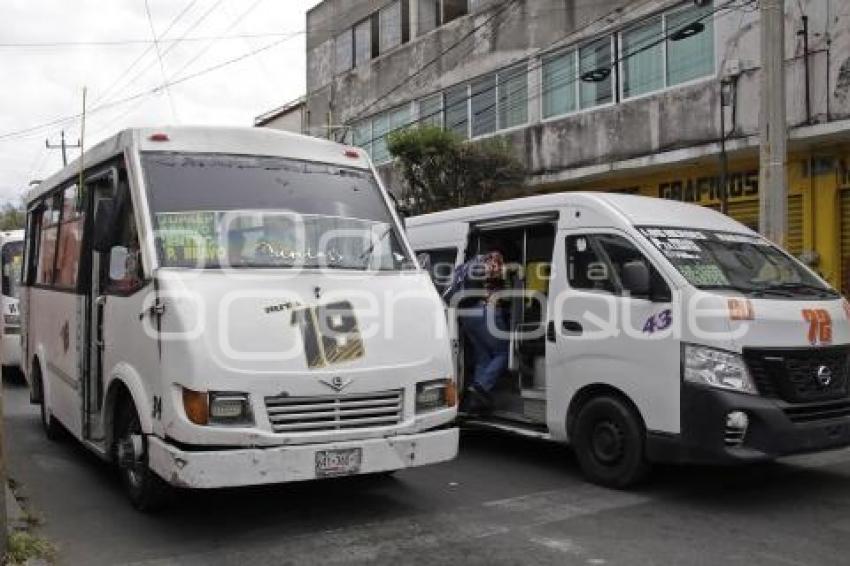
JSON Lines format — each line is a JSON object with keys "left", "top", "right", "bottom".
{"left": 147, "top": 427, "right": 459, "bottom": 489}
{"left": 647, "top": 383, "right": 850, "bottom": 465}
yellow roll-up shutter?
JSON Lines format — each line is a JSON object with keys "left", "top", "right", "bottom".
{"left": 725, "top": 195, "right": 802, "bottom": 255}
{"left": 841, "top": 190, "right": 850, "bottom": 296}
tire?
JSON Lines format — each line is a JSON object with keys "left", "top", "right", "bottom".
{"left": 572, "top": 395, "right": 650, "bottom": 489}
{"left": 115, "top": 401, "right": 171, "bottom": 512}
{"left": 36, "top": 370, "right": 63, "bottom": 442}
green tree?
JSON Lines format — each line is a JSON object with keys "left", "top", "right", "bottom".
{"left": 388, "top": 126, "right": 525, "bottom": 215}
{"left": 0, "top": 203, "right": 24, "bottom": 231}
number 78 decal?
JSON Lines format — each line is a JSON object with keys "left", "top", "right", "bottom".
{"left": 802, "top": 309, "right": 832, "bottom": 346}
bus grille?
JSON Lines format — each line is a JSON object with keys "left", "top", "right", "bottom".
{"left": 265, "top": 390, "right": 403, "bottom": 433}
{"left": 744, "top": 346, "right": 850, "bottom": 404}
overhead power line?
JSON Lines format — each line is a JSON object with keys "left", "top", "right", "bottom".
{"left": 144, "top": 0, "right": 178, "bottom": 121}
{"left": 0, "top": 36, "right": 290, "bottom": 143}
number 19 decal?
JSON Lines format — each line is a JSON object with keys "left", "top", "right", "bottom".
{"left": 802, "top": 308, "right": 832, "bottom": 346}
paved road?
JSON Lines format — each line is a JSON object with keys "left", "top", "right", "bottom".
{"left": 5, "top": 379, "right": 850, "bottom": 566}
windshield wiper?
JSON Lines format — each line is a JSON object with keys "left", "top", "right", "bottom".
{"left": 758, "top": 282, "right": 839, "bottom": 297}
{"left": 358, "top": 226, "right": 393, "bottom": 265}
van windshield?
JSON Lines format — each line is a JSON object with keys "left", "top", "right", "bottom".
{"left": 638, "top": 226, "right": 838, "bottom": 298}
{"left": 141, "top": 152, "right": 413, "bottom": 271}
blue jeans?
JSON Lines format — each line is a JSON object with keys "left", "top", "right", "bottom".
{"left": 460, "top": 305, "right": 510, "bottom": 393}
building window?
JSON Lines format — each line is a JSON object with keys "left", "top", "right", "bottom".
{"left": 498, "top": 65, "right": 528, "bottom": 129}
{"left": 445, "top": 84, "right": 469, "bottom": 139}
{"left": 390, "top": 104, "right": 412, "bottom": 133}
{"left": 621, "top": 16, "right": 663, "bottom": 99}
{"left": 419, "top": 0, "right": 440, "bottom": 35}
{"left": 418, "top": 93, "right": 443, "bottom": 127}
{"left": 354, "top": 19, "right": 371, "bottom": 67}
{"left": 666, "top": 3, "right": 715, "bottom": 86}
{"left": 579, "top": 37, "right": 613, "bottom": 109}
{"left": 353, "top": 120, "right": 372, "bottom": 155}
{"left": 542, "top": 50, "right": 577, "bottom": 119}
{"left": 334, "top": 30, "right": 353, "bottom": 74}
{"left": 442, "top": 0, "right": 469, "bottom": 24}
{"left": 471, "top": 74, "right": 496, "bottom": 138}
{"left": 379, "top": 1, "right": 402, "bottom": 53}
{"left": 372, "top": 113, "right": 391, "bottom": 163}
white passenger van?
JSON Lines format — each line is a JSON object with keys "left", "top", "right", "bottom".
{"left": 22, "top": 126, "right": 458, "bottom": 510}
{"left": 408, "top": 193, "right": 850, "bottom": 487}
{"left": 0, "top": 230, "right": 24, "bottom": 374}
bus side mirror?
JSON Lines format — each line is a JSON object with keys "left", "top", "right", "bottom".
{"left": 622, "top": 260, "right": 650, "bottom": 297}
{"left": 93, "top": 200, "right": 115, "bottom": 253}
{"left": 109, "top": 246, "right": 130, "bottom": 281}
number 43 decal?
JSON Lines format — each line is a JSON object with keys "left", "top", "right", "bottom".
{"left": 643, "top": 309, "right": 673, "bottom": 334}
{"left": 802, "top": 309, "right": 832, "bottom": 346}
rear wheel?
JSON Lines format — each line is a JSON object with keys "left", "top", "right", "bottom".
{"left": 572, "top": 395, "right": 649, "bottom": 489}
{"left": 115, "top": 401, "right": 170, "bottom": 512}
{"left": 36, "top": 368, "right": 63, "bottom": 442}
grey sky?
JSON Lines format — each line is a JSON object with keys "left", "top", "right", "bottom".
{"left": 0, "top": 0, "right": 317, "bottom": 205}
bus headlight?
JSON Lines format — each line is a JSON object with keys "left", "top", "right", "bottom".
{"left": 683, "top": 345, "right": 757, "bottom": 395}
{"left": 416, "top": 379, "right": 456, "bottom": 413}
{"left": 182, "top": 388, "right": 253, "bottom": 426}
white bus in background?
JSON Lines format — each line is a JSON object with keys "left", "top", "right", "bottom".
{"left": 408, "top": 193, "right": 850, "bottom": 488}
{"left": 22, "top": 126, "right": 458, "bottom": 510}
{"left": 0, "top": 229, "right": 24, "bottom": 376}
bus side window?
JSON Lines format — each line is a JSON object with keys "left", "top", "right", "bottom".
{"left": 24, "top": 207, "right": 41, "bottom": 286}
{"left": 54, "top": 184, "right": 85, "bottom": 290}
{"left": 35, "top": 194, "right": 61, "bottom": 286}
{"left": 105, "top": 187, "right": 144, "bottom": 295}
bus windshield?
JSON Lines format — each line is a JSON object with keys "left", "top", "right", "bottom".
{"left": 638, "top": 226, "right": 838, "bottom": 298}
{"left": 141, "top": 152, "right": 413, "bottom": 271}
{"left": 2, "top": 240, "right": 23, "bottom": 298}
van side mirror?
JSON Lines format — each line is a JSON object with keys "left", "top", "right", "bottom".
{"left": 93, "top": 200, "right": 115, "bottom": 253}
{"left": 109, "top": 246, "right": 130, "bottom": 282}
{"left": 622, "top": 260, "right": 650, "bottom": 297}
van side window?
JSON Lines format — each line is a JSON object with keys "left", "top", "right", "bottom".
{"left": 566, "top": 235, "right": 615, "bottom": 293}
{"left": 417, "top": 248, "right": 458, "bottom": 295}
{"left": 567, "top": 233, "right": 669, "bottom": 297}
{"left": 55, "top": 184, "right": 86, "bottom": 289}
{"left": 106, "top": 192, "right": 143, "bottom": 294}
{"left": 36, "top": 193, "right": 61, "bottom": 286}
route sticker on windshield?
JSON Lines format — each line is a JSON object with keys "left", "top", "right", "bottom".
{"left": 678, "top": 264, "right": 729, "bottom": 286}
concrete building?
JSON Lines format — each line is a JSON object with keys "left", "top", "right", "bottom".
{"left": 301, "top": 0, "right": 850, "bottom": 294}
{"left": 254, "top": 96, "right": 308, "bottom": 133}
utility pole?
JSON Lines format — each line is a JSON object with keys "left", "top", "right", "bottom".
{"left": 759, "top": 0, "right": 788, "bottom": 246}
{"left": 45, "top": 130, "right": 81, "bottom": 167}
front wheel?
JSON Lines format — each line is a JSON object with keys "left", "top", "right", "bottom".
{"left": 115, "top": 402, "right": 171, "bottom": 512}
{"left": 36, "top": 370, "right": 63, "bottom": 442}
{"left": 572, "top": 395, "right": 649, "bottom": 489}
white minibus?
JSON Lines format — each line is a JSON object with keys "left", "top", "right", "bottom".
{"left": 22, "top": 127, "right": 458, "bottom": 510}
{"left": 408, "top": 193, "right": 850, "bottom": 487}
{"left": 0, "top": 229, "right": 24, "bottom": 375}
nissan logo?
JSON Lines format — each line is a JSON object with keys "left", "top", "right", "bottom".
{"left": 816, "top": 365, "right": 833, "bottom": 388}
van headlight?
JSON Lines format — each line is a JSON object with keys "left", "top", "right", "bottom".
{"left": 416, "top": 379, "right": 457, "bottom": 413}
{"left": 183, "top": 388, "right": 254, "bottom": 426}
{"left": 683, "top": 345, "right": 757, "bottom": 395}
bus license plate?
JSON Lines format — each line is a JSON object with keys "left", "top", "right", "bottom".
{"left": 315, "top": 448, "right": 362, "bottom": 478}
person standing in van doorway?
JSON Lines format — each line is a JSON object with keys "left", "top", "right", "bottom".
{"left": 451, "top": 251, "right": 509, "bottom": 414}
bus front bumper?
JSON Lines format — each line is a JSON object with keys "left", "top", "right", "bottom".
{"left": 147, "top": 427, "right": 459, "bottom": 489}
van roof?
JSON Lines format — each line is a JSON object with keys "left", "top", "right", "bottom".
{"left": 407, "top": 192, "right": 753, "bottom": 235}
{"left": 26, "top": 126, "right": 371, "bottom": 204}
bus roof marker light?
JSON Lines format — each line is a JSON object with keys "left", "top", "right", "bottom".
{"left": 149, "top": 133, "right": 170, "bottom": 142}
{"left": 344, "top": 149, "right": 360, "bottom": 159}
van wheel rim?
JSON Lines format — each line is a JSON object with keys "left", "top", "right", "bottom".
{"left": 121, "top": 414, "right": 144, "bottom": 489}
{"left": 591, "top": 421, "right": 625, "bottom": 465}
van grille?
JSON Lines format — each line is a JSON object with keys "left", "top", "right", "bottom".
{"left": 743, "top": 346, "right": 850, "bottom": 404}
{"left": 265, "top": 390, "right": 403, "bottom": 433}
